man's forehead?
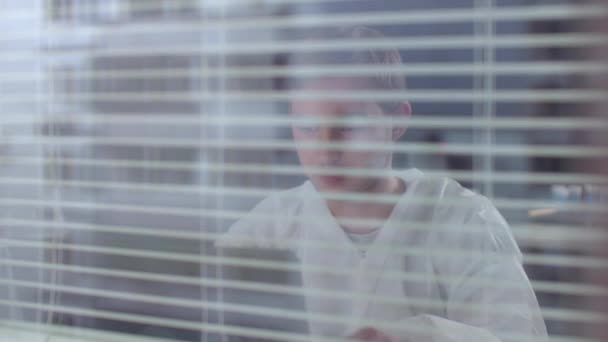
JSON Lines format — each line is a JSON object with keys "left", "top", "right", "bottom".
{"left": 289, "top": 77, "right": 384, "bottom": 117}
{"left": 290, "top": 100, "right": 369, "bottom": 116}
{"left": 297, "top": 77, "right": 372, "bottom": 90}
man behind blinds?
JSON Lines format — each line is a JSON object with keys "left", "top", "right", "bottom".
{"left": 216, "top": 26, "right": 547, "bottom": 341}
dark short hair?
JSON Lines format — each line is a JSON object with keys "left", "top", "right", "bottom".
{"left": 282, "top": 26, "right": 407, "bottom": 114}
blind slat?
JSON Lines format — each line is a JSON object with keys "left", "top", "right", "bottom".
{"left": 1, "top": 90, "right": 605, "bottom": 103}
{"left": 0, "top": 299, "right": 575, "bottom": 342}
{"left": 3, "top": 258, "right": 606, "bottom": 304}
{"left": 2, "top": 157, "right": 604, "bottom": 185}
{"left": 2, "top": 217, "right": 604, "bottom": 253}
{"left": 0, "top": 299, "right": 332, "bottom": 342}
{"left": 0, "top": 197, "right": 604, "bottom": 228}
{"left": 4, "top": 137, "right": 607, "bottom": 158}
{"left": 3, "top": 238, "right": 607, "bottom": 277}
{"left": 3, "top": 218, "right": 605, "bottom": 251}
{"left": 0, "top": 321, "right": 180, "bottom": 342}
{"left": 3, "top": 62, "right": 608, "bottom": 83}
{"left": 4, "top": 4, "right": 607, "bottom": 35}
{"left": 1, "top": 278, "right": 603, "bottom": 330}
{"left": 0, "top": 320, "right": 596, "bottom": 342}
{"left": 2, "top": 114, "right": 608, "bottom": 130}
{"left": 0, "top": 34, "right": 602, "bottom": 63}
{"left": 1, "top": 178, "right": 605, "bottom": 216}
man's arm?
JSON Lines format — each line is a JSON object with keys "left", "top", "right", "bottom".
{"left": 351, "top": 198, "right": 547, "bottom": 341}
{"left": 416, "top": 200, "right": 544, "bottom": 341}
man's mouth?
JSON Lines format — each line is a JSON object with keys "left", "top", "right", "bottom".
{"left": 319, "top": 175, "right": 346, "bottom": 185}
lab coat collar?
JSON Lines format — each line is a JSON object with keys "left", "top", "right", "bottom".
{"left": 298, "top": 169, "right": 424, "bottom": 332}
{"left": 350, "top": 169, "right": 424, "bottom": 326}
{"left": 299, "top": 168, "right": 424, "bottom": 252}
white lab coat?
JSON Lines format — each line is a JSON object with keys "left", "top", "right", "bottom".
{"left": 216, "top": 169, "right": 548, "bottom": 341}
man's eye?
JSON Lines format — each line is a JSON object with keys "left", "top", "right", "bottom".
{"left": 337, "top": 126, "right": 356, "bottom": 134}
{"left": 296, "top": 125, "right": 319, "bottom": 134}
{"left": 338, "top": 125, "right": 368, "bottom": 135}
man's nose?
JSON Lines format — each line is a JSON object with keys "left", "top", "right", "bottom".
{"left": 318, "top": 127, "right": 341, "bottom": 142}
{"left": 317, "top": 127, "right": 344, "bottom": 164}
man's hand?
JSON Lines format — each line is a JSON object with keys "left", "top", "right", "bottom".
{"left": 348, "top": 327, "right": 409, "bottom": 342}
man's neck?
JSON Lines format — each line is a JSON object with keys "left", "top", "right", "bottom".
{"left": 326, "top": 176, "right": 406, "bottom": 234}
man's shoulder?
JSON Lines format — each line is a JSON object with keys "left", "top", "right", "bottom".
{"left": 215, "top": 182, "right": 312, "bottom": 249}
{"left": 405, "top": 171, "right": 484, "bottom": 208}
{"left": 404, "top": 171, "right": 501, "bottom": 229}
{"left": 243, "top": 181, "right": 311, "bottom": 217}
{"left": 408, "top": 172, "right": 518, "bottom": 254}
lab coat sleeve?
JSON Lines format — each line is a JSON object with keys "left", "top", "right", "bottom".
{"left": 392, "top": 197, "right": 547, "bottom": 341}
{"left": 214, "top": 195, "right": 278, "bottom": 249}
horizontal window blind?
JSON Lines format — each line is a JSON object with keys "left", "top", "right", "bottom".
{"left": 0, "top": 0, "right": 606, "bottom": 341}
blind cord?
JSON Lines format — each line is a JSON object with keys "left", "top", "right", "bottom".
{"left": 216, "top": 2, "right": 228, "bottom": 341}
{"left": 0, "top": 192, "right": 18, "bottom": 321}
{"left": 215, "top": 3, "right": 228, "bottom": 342}
{"left": 217, "top": 247, "right": 227, "bottom": 342}
{"left": 49, "top": 139, "right": 66, "bottom": 328}
{"left": 44, "top": 99, "right": 66, "bottom": 337}
{"left": 0, "top": 94, "right": 17, "bottom": 320}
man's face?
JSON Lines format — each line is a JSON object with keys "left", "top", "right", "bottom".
{"left": 290, "top": 78, "right": 404, "bottom": 193}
